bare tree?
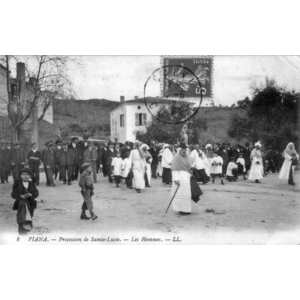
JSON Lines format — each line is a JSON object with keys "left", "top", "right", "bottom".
{"left": 0, "top": 55, "right": 75, "bottom": 143}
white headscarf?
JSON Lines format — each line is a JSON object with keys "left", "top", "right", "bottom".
{"left": 254, "top": 141, "right": 262, "bottom": 148}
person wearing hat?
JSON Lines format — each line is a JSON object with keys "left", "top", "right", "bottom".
{"left": 11, "top": 168, "right": 39, "bottom": 234}
{"left": 27, "top": 143, "right": 42, "bottom": 185}
{"left": 55, "top": 142, "right": 69, "bottom": 184}
{"left": 248, "top": 141, "right": 264, "bottom": 183}
{"left": 79, "top": 162, "right": 98, "bottom": 220}
{"left": 68, "top": 137, "right": 80, "bottom": 181}
{"left": 42, "top": 141, "right": 55, "bottom": 187}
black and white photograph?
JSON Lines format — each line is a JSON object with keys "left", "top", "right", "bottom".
{"left": 0, "top": 55, "right": 299, "bottom": 244}
{"left": 1, "top": 2, "right": 300, "bottom": 300}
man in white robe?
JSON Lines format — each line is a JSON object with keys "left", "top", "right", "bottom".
{"left": 171, "top": 144, "right": 193, "bottom": 214}
{"left": 129, "top": 142, "right": 146, "bottom": 193}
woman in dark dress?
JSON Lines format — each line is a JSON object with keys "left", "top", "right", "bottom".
{"left": 11, "top": 168, "right": 39, "bottom": 235}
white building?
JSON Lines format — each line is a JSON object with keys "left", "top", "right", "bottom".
{"left": 110, "top": 97, "right": 177, "bottom": 143}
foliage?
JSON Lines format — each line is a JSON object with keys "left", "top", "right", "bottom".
{"left": 137, "top": 102, "right": 209, "bottom": 145}
{"left": 136, "top": 102, "right": 193, "bottom": 144}
{"left": 228, "top": 81, "right": 299, "bottom": 150}
{"left": 0, "top": 55, "right": 75, "bottom": 142}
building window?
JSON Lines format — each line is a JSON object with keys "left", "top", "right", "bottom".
{"left": 135, "top": 113, "right": 147, "bottom": 126}
{"left": 120, "top": 114, "right": 125, "bottom": 127}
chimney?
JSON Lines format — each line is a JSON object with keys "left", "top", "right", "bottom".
{"left": 120, "top": 95, "right": 125, "bottom": 103}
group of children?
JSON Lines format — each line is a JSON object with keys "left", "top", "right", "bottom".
{"left": 110, "top": 151, "right": 132, "bottom": 188}
{"left": 205, "top": 152, "right": 247, "bottom": 184}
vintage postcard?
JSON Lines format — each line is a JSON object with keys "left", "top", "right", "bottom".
{"left": 0, "top": 55, "right": 299, "bottom": 244}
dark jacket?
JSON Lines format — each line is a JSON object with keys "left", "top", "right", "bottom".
{"left": 149, "top": 147, "right": 159, "bottom": 164}
{"left": 68, "top": 144, "right": 80, "bottom": 165}
{"left": 27, "top": 150, "right": 41, "bottom": 167}
{"left": 11, "top": 180, "right": 39, "bottom": 212}
{"left": 83, "top": 147, "right": 98, "bottom": 163}
{"left": 11, "top": 148, "right": 26, "bottom": 166}
{"left": 103, "top": 148, "right": 115, "bottom": 167}
{"left": 56, "top": 149, "right": 73, "bottom": 166}
{"left": 42, "top": 148, "right": 55, "bottom": 167}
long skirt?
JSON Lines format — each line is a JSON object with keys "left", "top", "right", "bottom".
{"left": 248, "top": 161, "right": 263, "bottom": 180}
{"left": 162, "top": 167, "right": 172, "bottom": 184}
{"left": 171, "top": 170, "right": 192, "bottom": 213}
{"left": 279, "top": 158, "right": 292, "bottom": 181}
{"left": 190, "top": 175, "right": 202, "bottom": 202}
{"left": 192, "top": 168, "right": 209, "bottom": 183}
{"left": 133, "top": 168, "right": 145, "bottom": 189}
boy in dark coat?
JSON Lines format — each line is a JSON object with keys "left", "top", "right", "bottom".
{"left": 11, "top": 168, "right": 39, "bottom": 234}
{"left": 79, "top": 163, "right": 98, "bottom": 220}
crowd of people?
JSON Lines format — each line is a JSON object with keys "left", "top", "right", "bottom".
{"left": 0, "top": 136, "right": 298, "bottom": 235}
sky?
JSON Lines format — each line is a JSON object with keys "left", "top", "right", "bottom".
{"left": 67, "top": 56, "right": 300, "bottom": 105}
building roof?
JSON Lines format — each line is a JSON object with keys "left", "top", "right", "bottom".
{"left": 124, "top": 97, "right": 189, "bottom": 105}
{"left": 111, "top": 97, "right": 195, "bottom": 112}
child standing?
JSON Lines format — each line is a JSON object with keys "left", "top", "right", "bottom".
{"left": 236, "top": 153, "right": 247, "bottom": 180}
{"left": 121, "top": 151, "right": 132, "bottom": 188}
{"left": 111, "top": 151, "right": 123, "bottom": 187}
{"left": 210, "top": 153, "right": 224, "bottom": 185}
{"left": 226, "top": 158, "right": 238, "bottom": 182}
{"left": 79, "top": 163, "right": 97, "bottom": 220}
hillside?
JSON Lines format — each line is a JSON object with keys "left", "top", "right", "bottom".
{"left": 53, "top": 98, "right": 119, "bottom": 138}
{"left": 1, "top": 100, "right": 246, "bottom": 146}
{"left": 193, "top": 107, "right": 247, "bottom": 144}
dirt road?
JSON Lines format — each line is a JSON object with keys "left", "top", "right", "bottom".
{"left": 0, "top": 172, "right": 299, "bottom": 244}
